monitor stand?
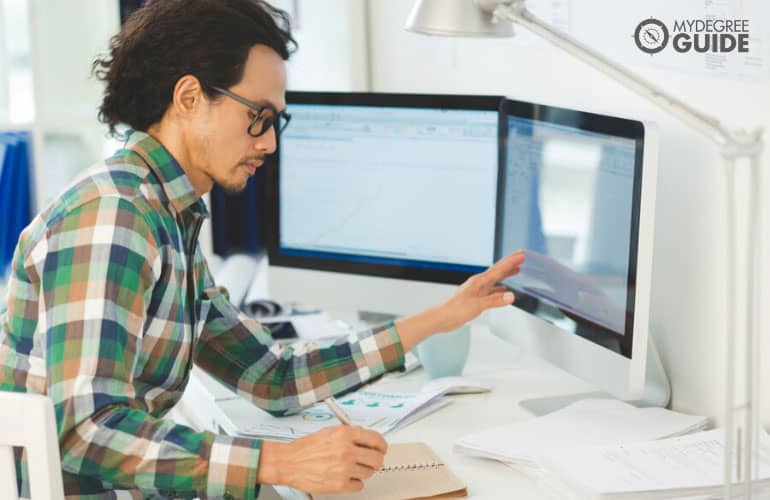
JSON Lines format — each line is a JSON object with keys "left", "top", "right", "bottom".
{"left": 518, "top": 335, "right": 671, "bottom": 416}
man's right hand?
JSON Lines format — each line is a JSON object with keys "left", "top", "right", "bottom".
{"left": 256, "top": 425, "right": 388, "bottom": 494}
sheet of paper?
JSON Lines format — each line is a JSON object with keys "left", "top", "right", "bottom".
{"left": 260, "top": 312, "right": 354, "bottom": 342}
{"left": 238, "top": 388, "right": 446, "bottom": 440}
{"left": 243, "top": 253, "right": 270, "bottom": 304}
{"left": 455, "top": 399, "right": 709, "bottom": 464}
{"left": 290, "top": 313, "right": 354, "bottom": 340}
{"left": 543, "top": 429, "right": 770, "bottom": 494}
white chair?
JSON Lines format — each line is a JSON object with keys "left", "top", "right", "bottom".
{"left": 0, "top": 392, "right": 64, "bottom": 500}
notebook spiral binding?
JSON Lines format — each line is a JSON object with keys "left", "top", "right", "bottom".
{"left": 378, "top": 462, "right": 444, "bottom": 473}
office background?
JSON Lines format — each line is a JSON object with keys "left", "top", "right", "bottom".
{"left": 0, "top": 0, "right": 768, "bottom": 426}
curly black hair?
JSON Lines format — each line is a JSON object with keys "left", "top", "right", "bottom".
{"left": 93, "top": 0, "right": 296, "bottom": 136}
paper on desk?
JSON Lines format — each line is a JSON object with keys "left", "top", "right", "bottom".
{"left": 455, "top": 398, "right": 709, "bottom": 466}
{"left": 291, "top": 313, "right": 354, "bottom": 340}
{"left": 541, "top": 428, "right": 770, "bottom": 498}
{"left": 237, "top": 388, "right": 448, "bottom": 440}
{"left": 243, "top": 254, "right": 270, "bottom": 304}
{"left": 261, "top": 312, "right": 354, "bottom": 341}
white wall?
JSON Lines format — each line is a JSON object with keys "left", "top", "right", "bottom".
{"left": 366, "top": 0, "right": 770, "bottom": 424}
{"left": 29, "top": 0, "right": 118, "bottom": 123}
{"left": 0, "top": 1, "right": 119, "bottom": 283}
{"left": 278, "top": 0, "right": 370, "bottom": 91}
{"left": 0, "top": 0, "right": 34, "bottom": 125}
{"left": 0, "top": 1, "right": 8, "bottom": 121}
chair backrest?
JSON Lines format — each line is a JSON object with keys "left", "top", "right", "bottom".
{"left": 0, "top": 392, "right": 64, "bottom": 500}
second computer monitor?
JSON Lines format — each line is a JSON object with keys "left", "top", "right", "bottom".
{"left": 492, "top": 97, "right": 659, "bottom": 404}
{"left": 266, "top": 92, "right": 502, "bottom": 314}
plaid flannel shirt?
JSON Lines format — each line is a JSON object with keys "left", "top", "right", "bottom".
{"left": 0, "top": 130, "right": 405, "bottom": 499}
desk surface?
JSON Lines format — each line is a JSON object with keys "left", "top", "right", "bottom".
{"left": 201, "top": 326, "right": 597, "bottom": 499}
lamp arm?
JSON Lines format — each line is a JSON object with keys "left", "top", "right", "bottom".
{"left": 476, "top": 2, "right": 765, "bottom": 496}
{"left": 488, "top": 1, "right": 759, "bottom": 150}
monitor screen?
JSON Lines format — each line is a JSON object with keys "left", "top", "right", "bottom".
{"left": 495, "top": 99, "right": 645, "bottom": 358}
{"left": 267, "top": 92, "right": 502, "bottom": 285}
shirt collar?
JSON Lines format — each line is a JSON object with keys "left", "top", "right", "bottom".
{"left": 124, "top": 130, "right": 207, "bottom": 216}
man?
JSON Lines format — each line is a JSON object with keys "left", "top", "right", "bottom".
{"left": 0, "top": 0, "right": 524, "bottom": 498}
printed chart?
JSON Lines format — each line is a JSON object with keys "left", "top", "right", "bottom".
{"left": 239, "top": 389, "right": 447, "bottom": 441}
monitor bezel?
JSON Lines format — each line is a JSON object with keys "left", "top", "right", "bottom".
{"left": 265, "top": 91, "right": 504, "bottom": 286}
{"left": 495, "top": 97, "right": 646, "bottom": 359}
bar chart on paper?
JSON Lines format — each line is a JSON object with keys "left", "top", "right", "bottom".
{"left": 236, "top": 389, "right": 448, "bottom": 441}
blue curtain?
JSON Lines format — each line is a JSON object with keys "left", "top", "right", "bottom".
{"left": 0, "top": 131, "right": 33, "bottom": 275}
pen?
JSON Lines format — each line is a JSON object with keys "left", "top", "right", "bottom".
{"left": 325, "top": 396, "right": 353, "bottom": 426}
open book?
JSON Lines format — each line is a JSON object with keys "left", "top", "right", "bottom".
{"left": 313, "top": 442, "right": 467, "bottom": 500}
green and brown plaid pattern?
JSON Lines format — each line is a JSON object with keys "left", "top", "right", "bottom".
{"left": 0, "top": 131, "right": 405, "bottom": 499}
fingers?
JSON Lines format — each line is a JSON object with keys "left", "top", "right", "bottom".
{"left": 351, "top": 462, "right": 379, "bottom": 481}
{"left": 481, "top": 290, "right": 515, "bottom": 310}
{"left": 345, "top": 479, "right": 365, "bottom": 493}
{"left": 351, "top": 427, "right": 388, "bottom": 454}
{"left": 483, "top": 250, "right": 525, "bottom": 284}
{"left": 340, "top": 426, "right": 387, "bottom": 471}
{"left": 354, "top": 445, "right": 386, "bottom": 471}
{"left": 287, "top": 426, "right": 386, "bottom": 495}
{"left": 330, "top": 478, "right": 365, "bottom": 494}
{"left": 351, "top": 428, "right": 386, "bottom": 471}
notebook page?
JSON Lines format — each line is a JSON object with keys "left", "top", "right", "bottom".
{"left": 314, "top": 443, "right": 466, "bottom": 500}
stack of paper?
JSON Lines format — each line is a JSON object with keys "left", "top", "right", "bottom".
{"left": 455, "top": 399, "right": 709, "bottom": 475}
{"left": 540, "top": 428, "right": 770, "bottom": 499}
{"left": 237, "top": 388, "right": 449, "bottom": 441}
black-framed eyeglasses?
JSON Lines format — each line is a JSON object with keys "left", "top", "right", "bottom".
{"left": 209, "top": 85, "right": 291, "bottom": 138}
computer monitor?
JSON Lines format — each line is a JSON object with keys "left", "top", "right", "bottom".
{"left": 489, "top": 97, "right": 667, "bottom": 411}
{"left": 266, "top": 92, "right": 502, "bottom": 316}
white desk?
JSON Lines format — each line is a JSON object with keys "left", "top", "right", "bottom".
{"left": 196, "top": 325, "right": 599, "bottom": 499}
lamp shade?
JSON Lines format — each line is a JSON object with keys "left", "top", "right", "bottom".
{"left": 404, "top": 0, "right": 514, "bottom": 38}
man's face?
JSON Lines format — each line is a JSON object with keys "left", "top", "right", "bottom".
{"left": 193, "top": 44, "right": 287, "bottom": 194}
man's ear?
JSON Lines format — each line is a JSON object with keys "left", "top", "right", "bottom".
{"left": 172, "top": 75, "right": 206, "bottom": 118}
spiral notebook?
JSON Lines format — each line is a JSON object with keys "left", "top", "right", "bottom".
{"left": 313, "top": 442, "right": 467, "bottom": 500}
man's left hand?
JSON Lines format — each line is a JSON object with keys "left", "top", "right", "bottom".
{"left": 434, "top": 250, "right": 525, "bottom": 332}
{"left": 394, "top": 250, "right": 525, "bottom": 352}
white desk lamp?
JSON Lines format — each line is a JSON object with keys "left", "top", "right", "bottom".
{"left": 405, "top": 0, "right": 764, "bottom": 497}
